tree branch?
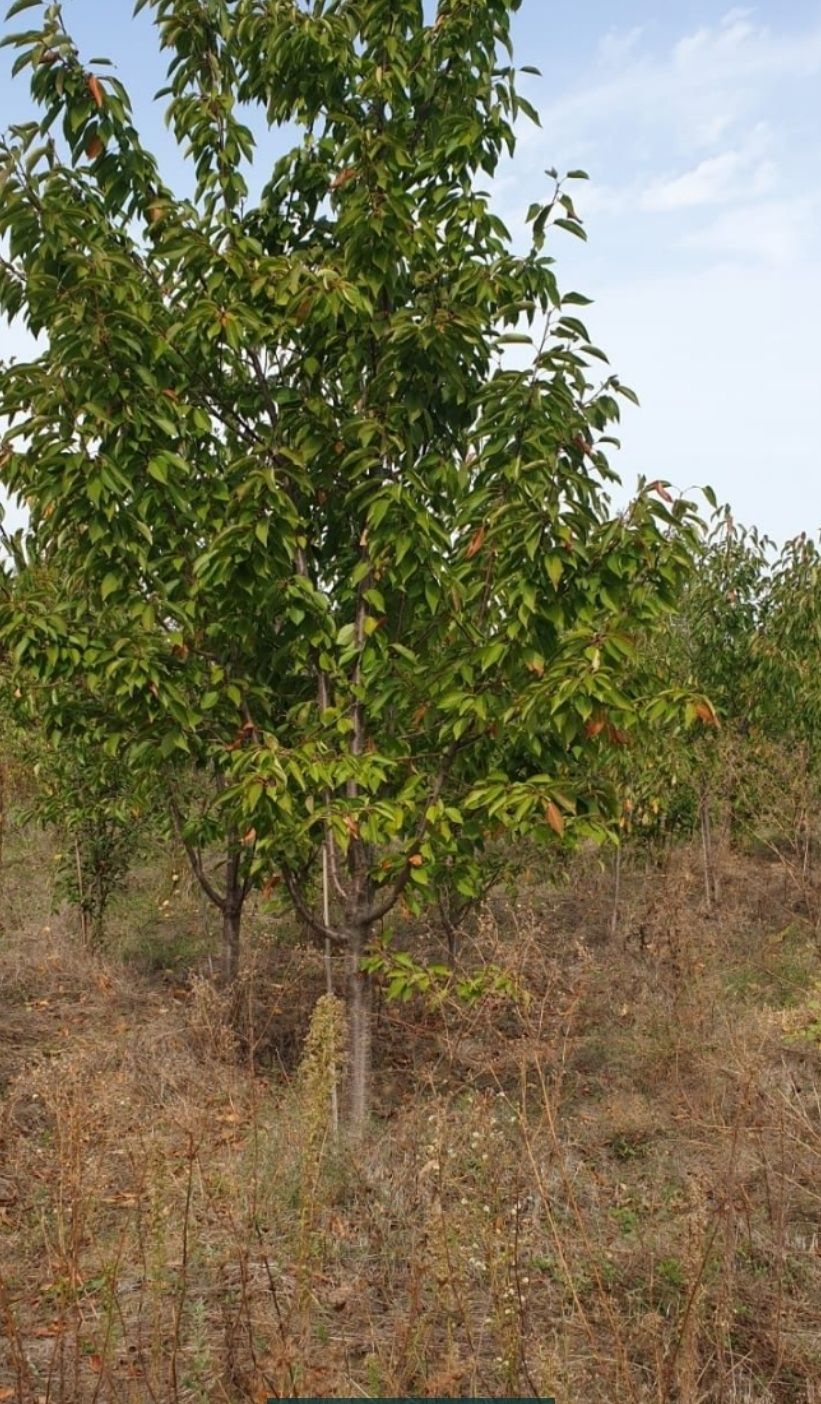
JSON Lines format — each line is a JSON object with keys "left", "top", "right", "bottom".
{"left": 363, "top": 740, "right": 461, "bottom": 925}
{"left": 169, "top": 794, "right": 226, "bottom": 912}
{"left": 281, "top": 864, "right": 347, "bottom": 949}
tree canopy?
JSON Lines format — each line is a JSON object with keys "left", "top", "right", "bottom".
{"left": 0, "top": 0, "right": 702, "bottom": 1125}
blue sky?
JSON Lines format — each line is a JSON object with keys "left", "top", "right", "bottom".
{"left": 2, "top": 0, "right": 820, "bottom": 541}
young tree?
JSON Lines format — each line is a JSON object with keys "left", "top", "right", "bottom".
{"left": 655, "top": 510, "right": 769, "bottom": 905}
{"left": 751, "top": 533, "right": 821, "bottom": 887}
{"left": 0, "top": 537, "right": 164, "bottom": 946}
{"left": 0, "top": 0, "right": 700, "bottom": 1128}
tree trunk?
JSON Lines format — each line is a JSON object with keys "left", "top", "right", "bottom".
{"left": 346, "top": 920, "right": 372, "bottom": 1136}
{"left": 74, "top": 837, "right": 89, "bottom": 948}
{"left": 700, "top": 787, "right": 718, "bottom": 912}
{"left": 610, "top": 841, "right": 622, "bottom": 941}
{"left": 222, "top": 903, "right": 242, "bottom": 985}
{"left": 169, "top": 796, "right": 247, "bottom": 984}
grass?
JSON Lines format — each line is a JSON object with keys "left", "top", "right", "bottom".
{"left": 0, "top": 826, "right": 819, "bottom": 1402}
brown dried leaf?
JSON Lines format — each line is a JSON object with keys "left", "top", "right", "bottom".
{"left": 695, "top": 700, "right": 718, "bottom": 727}
{"left": 330, "top": 166, "right": 357, "bottom": 191}
{"left": 465, "top": 524, "right": 486, "bottom": 560}
{"left": 86, "top": 73, "right": 105, "bottom": 108}
{"left": 648, "top": 480, "right": 673, "bottom": 503}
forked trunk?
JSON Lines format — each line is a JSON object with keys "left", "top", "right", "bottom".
{"left": 346, "top": 920, "right": 372, "bottom": 1136}
{"left": 170, "top": 798, "right": 247, "bottom": 984}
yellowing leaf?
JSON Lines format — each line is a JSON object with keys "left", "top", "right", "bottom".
{"left": 545, "top": 801, "right": 564, "bottom": 836}
{"left": 546, "top": 555, "right": 563, "bottom": 588}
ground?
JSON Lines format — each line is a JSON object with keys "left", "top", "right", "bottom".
{"left": 1, "top": 826, "right": 820, "bottom": 1403}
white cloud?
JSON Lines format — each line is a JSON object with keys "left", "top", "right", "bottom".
{"left": 596, "top": 27, "right": 644, "bottom": 68}
{"left": 673, "top": 18, "right": 757, "bottom": 69}
{"left": 681, "top": 197, "right": 815, "bottom": 266}
{"left": 529, "top": 14, "right": 821, "bottom": 162}
{"left": 579, "top": 262, "right": 821, "bottom": 539}
{"left": 498, "top": 8, "right": 821, "bottom": 540}
{"left": 642, "top": 143, "right": 775, "bottom": 213}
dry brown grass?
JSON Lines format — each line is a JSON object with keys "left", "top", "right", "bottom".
{"left": 1, "top": 831, "right": 819, "bottom": 1402}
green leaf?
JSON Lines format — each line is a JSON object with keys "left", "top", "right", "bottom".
{"left": 147, "top": 457, "right": 169, "bottom": 485}
{"left": 554, "top": 217, "right": 588, "bottom": 241}
{"left": 546, "top": 556, "right": 563, "bottom": 588}
{"left": 6, "top": 0, "right": 43, "bottom": 17}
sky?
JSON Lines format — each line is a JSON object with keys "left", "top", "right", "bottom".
{"left": 1, "top": 0, "right": 820, "bottom": 542}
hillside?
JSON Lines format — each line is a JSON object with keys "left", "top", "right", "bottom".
{"left": 1, "top": 828, "right": 819, "bottom": 1403}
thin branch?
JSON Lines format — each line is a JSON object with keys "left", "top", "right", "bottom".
{"left": 363, "top": 741, "right": 461, "bottom": 925}
{"left": 247, "top": 346, "right": 280, "bottom": 432}
{"left": 281, "top": 864, "right": 347, "bottom": 948}
{"left": 168, "top": 794, "right": 225, "bottom": 911}
{"left": 317, "top": 669, "right": 350, "bottom": 904}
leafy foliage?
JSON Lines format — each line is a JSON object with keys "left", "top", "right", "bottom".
{"left": 0, "top": 0, "right": 704, "bottom": 1119}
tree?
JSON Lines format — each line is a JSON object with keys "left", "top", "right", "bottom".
{"left": 650, "top": 509, "right": 768, "bottom": 906}
{"left": 0, "top": 536, "right": 164, "bottom": 946}
{"left": 749, "top": 533, "right": 821, "bottom": 892}
{"left": 0, "top": 0, "right": 700, "bottom": 1129}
